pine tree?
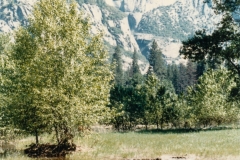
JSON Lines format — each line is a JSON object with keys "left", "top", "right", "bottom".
{"left": 132, "top": 48, "right": 141, "bottom": 76}
{"left": 178, "top": 63, "right": 188, "bottom": 93}
{"left": 196, "top": 61, "right": 207, "bottom": 79}
{"left": 112, "top": 45, "right": 124, "bottom": 86}
{"left": 166, "top": 63, "right": 174, "bottom": 81}
{"left": 186, "top": 60, "right": 196, "bottom": 87}
{"left": 172, "top": 63, "right": 180, "bottom": 94}
{"left": 126, "top": 48, "right": 143, "bottom": 86}
{"left": 148, "top": 40, "right": 166, "bottom": 80}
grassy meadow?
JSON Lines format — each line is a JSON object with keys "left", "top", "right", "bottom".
{"left": 1, "top": 128, "right": 240, "bottom": 160}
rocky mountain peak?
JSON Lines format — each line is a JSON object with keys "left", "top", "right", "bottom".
{"left": 0, "top": 0, "right": 221, "bottom": 70}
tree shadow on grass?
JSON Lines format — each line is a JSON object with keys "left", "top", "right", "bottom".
{"left": 135, "top": 126, "right": 240, "bottom": 134}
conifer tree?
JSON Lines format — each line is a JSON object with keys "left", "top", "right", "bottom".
{"left": 178, "top": 63, "right": 188, "bottom": 93}
{"left": 148, "top": 40, "right": 166, "bottom": 80}
{"left": 132, "top": 48, "right": 141, "bottom": 76}
{"left": 167, "top": 64, "right": 174, "bottom": 81}
{"left": 172, "top": 63, "right": 180, "bottom": 94}
{"left": 186, "top": 60, "right": 196, "bottom": 87}
{"left": 196, "top": 61, "right": 207, "bottom": 79}
{"left": 112, "top": 45, "right": 124, "bottom": 86}
{"left": 127, "top": 48, "right": 143, "bottom": 86}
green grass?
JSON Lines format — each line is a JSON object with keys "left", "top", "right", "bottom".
{"left": 1, "top": 129, "right": 240, "bottom": 160}
{"left": 70, "top": 129, "right": 240, "bottom": 160}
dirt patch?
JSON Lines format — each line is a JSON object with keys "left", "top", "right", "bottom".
{"left": 158, "top": 155, "right": 240, "bottom": 160}
{"left": 24, "top": 142, "right": 76, "bottom": 158}
{"left": 160, "top": 154, "right": 198, "bottom": 160}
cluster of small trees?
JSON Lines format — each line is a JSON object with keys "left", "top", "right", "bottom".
{"left": 109, "top": 39, "right": 240, "bottom": 131}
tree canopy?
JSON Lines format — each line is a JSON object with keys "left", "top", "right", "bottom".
{"left": 180, "top": 0, "right": 240, "bottom": 75}
{"left": 0, "top": 0, "right": 112, "bottom": 144}
{"left": 148, "top": 40, "right": 166, "bottom": 80}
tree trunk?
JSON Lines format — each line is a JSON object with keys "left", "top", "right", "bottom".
{"left": 161, "top": 118, "right": 163, "bottom": 130}
{"left": 54, "top": 125, "right": 60, "bottom": 144}
{"left": 35, "top": 130, "right": 39, "bottom": 144}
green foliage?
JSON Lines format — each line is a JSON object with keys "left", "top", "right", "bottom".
{"left": 125, "top": 49, "right": 144, "bottom": 87}
{"left": 148, "top": 40, "right": 166, "bottom": 80}
{"left": 140, "top": 72, "right": 181, "bottom": 129}
{"left": 0, "top": 33, "right": 18, "bottom": 143}
{"left": 186, "top": 69, "right": 239, "bottom": 127}
{"left": 0, "top": 0, "right": 112, "bottom": 144}
{"left": 112, "top": 45, "right": 124, "bottom": 86}
{"left": 186, "top": 60, "right": 197, "bottom": 87}
{"left": 167, "top": 61, "right": 197, "bottom": 95}
{"left": 138, "top": 73, "right": 165, "bottom": 129}
{"left": 109, "top": 85, "right": 144, "bottom": 131}
{"left": 180, "top": 1, "right": 240, "bottom": 75}
{"left": 196, "top": 61, "right": 207, "bottom": 79}
{"left": 131, "top": 49, "right": 140, "bottom": 75}
{"left": 180, "top": 0, "right": 240, "bottom": 104}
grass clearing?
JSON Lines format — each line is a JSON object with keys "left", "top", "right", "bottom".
{"left": 1, "top": 129, "right": 240, "bottom": 160}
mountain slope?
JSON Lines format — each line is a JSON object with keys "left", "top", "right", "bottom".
{"left": 0, "top": 0, "right": 221, "bottom": 69}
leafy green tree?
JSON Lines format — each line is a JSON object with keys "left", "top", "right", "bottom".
{"left": 186, "top": 69, "right": 239, "bottom": 127}
{"left": 0, "top": 0, "right": 112, "bottom": 144}
{"left": 0, "top": 33, "right": 13, "bottom": 140}
{"left": 148, "top": 40, "right": 166, "bottom": 80}
{"left": 161, "top": 91, "right": 180, "bottom": 128}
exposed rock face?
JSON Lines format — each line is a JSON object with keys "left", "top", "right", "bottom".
{"left": 0, "top": 0, "right": 222, "bottom": 69}
{"left": 103, "top": 0, "right": 220, "bottom": 62}
{"left": 0, "top": 0, "right": 34, "bottom": 32}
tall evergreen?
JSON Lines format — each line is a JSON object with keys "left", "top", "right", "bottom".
{"left": 166, "top": 63, "right": 174, "bottom": 81}
{"left": 196, "top": 61, "right": 206, "bottom": 79}
{"left": 148, "top": 40, "right": 166, "bottom": 80}
{"left": 186, "top": 60, "right": 196, "bottom": 87}
{"left": 124, "top": 48, "right": 145, "bottom": 87}
{"left": 172, "top": 63, "right": 180, "bottom": 94}
{"left": 178, "top": 63, "right": 188, "bottom": 93}
{"left": 112, "top": 45, "right": 124, "bottom": 85}
{"left": 132, "top": 48, "right": 141, "bottom": 76}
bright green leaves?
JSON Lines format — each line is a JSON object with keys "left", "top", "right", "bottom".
{"left": 186, "top": 69, "right": 239, "bottom": 126}
{"left": 0, "top": 0, "right": 112, "bottom": 144}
